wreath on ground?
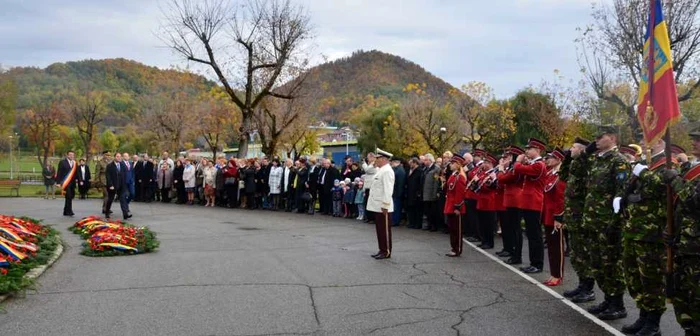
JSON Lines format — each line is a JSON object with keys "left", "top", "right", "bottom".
{"left": 0, "top": 215, "right": 61, "bottom": 295}
{"left": 70, "top": 216, "right": 159, "bottom": 257}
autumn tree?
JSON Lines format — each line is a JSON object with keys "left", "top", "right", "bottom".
{"left": 510, "top": 90, "right": 562, "bottom": 146}
{"left": 67, "top": 91, "right": 106, "bottom": 160}
{"left": 0, "top": 70, "right": 17, "bottom": 137}
{"left": 20, "top": 102, "right": 64, "bottom": 166}
{"left": 577, "top": 0, "right": 700, "bottom": 134}
{"left": 454, "top": 82, "right": 516, "bottom": 152}
{"left": 397, "top": 83, "right": 461, "bottom": 155}
{"left": 160, "top": 0, "right": 314, "bottom": 158}
{"left": 195, "top": 88, "right": 240, "bottom": 159}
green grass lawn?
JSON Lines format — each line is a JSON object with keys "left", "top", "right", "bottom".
{"left": 0, "top": 154, "right": 47, "bottom": 172}
{"left": 0, "top": 183, "right": 103, "bottom": 198}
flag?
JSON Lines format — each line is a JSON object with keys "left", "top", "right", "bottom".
{"left": 637, "top": 0, "right": 681, "bottom": 144}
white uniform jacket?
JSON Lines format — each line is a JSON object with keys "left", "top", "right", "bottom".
{"left": 367, "top": 164, "right": 395, "bottom": 213}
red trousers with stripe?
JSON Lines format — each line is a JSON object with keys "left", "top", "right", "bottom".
{"left": 374, "top": 211, "right": 392, "bottom": 256}
{"left": 447, "top": 214, "right": 463, "bottom": 255}
{"left": 545, "top": 226, "right": 565, "bottom": 278}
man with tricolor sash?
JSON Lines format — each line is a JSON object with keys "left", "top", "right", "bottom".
{"left": 55, "top": 150, "right": 78, "bottom": 217}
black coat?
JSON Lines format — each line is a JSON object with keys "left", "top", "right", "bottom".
{"left": 106, "top": 161, "right": 126, "bottom": 191}
{"left": 173, "top": 165, "right": 184, "bottom": 189}
{"left": 320, "top": 166, "right": 339, "bottom": 193}
{"left": 295, "top": 167, "right": 309, "bottom": 191}
{"left": 307, "top": 165, "right": 319, "bottom": 191}
{"left": 406, "top": 167, "right": 424, "bottom": 206}
{"left": 241, "top": 166, "right": 257, "bottom": 194}
{"left": 77, "top": 164, "right": 91, "bottom": 183}
{"left": 139, "top": 161, "right": 154, "bottom": 182}
{"left": 393, "top": 165, "right": 406, "bottom": 199}
{"left": 283, "top": 167, "right": 296, "bottom": 193}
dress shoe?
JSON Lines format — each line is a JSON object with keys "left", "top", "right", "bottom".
{"left": 371, "top": 252, "right": 381, "bottom": 258}
{"left": 544, "top": 278, "right": 562, "bottom": 287}
{"left": 466, "top": 237, "right": 480, "bottom": 243}
{"left": 505, "top": 258, "right": 522, "bottom": 265}
{"left": 480, "top": 245, "right": 494, "bottom": 250}
{"left": 520, "top": 266, "right": 542, "bottom": 274}
{"left": 495, "top": 250, "right": 508, "bottom": 257}
{"left": 571, "top": 291, "right": 596, "bottom": 303}
{"left": 445, "top": 252, "right": 459, "bottom": 257}
{"left": 124, "top": 214, "right": 133, "bottom": 220}
{"left": 374, "top": 254, "right": 390, "bottom": 260}
{"left": 586, "top": 300, "right": 610, "bottom": 315}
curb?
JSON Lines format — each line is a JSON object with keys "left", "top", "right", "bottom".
{"left": 0, "top": 236, "right": 64, "bottom": 303}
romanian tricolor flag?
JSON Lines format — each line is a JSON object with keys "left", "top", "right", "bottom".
{"left": 637, "top": 0, "right": 681, "bottom": 144}
{"left": 60, "top": 161, "right": 77, "bottom": 191}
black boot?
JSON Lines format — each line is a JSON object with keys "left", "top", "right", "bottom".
{"left": 572, "top": 278, "right": 596, "bottom": 303}
{"left": 563, "top": 279, "right": 584, "bottom": 298}
{"left": 635, "top": 311, "right": 661, "bottom": 336}
{"left": 598, "top": 295, "right": 627, "bottom": 320}
{"left": 587, "top": 298, "right": 610, "bottom": 315}
{"left": 621, "top": 309, "right": 646, "bottom": 334}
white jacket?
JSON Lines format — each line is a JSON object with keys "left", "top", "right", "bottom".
{"left": 367, "top": 164, "right": 395, "bottom": 213}
{"left": 183, "top": 165, "right": 196, "bottom": 188}
{"left": 362, "top": 162, "right": 377, "bottom": 190}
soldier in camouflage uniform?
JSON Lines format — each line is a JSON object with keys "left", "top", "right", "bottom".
{"left": 94, "top": 151, "right": 112, "bottom": 214}
{"left": 620, "top": 139, "right": 673, "bottom": 335}
{"left": 558, "top": 137, "right": 597, "bottom": 303}
{"left": 582, "top": 126, "right": 630, "bottom": 320}
{"left": 664, "top": 126, "right": 700, "bottom": 336}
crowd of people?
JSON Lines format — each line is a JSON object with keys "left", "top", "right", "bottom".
{"left": 48, "top": 123, "right": 700, "bottom": 336}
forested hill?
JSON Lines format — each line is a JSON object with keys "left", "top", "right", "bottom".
{"left": 5, "top": 58, "right": 215, "bottom": 125}
{"left": 303, "top": 50, "right": 458, "bottom": 121}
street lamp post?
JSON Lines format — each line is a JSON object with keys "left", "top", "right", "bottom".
{"left": 8, "top": 135, "right": 13, "bottom": 180}
{"left": 344, "top": 132, "right": 350, "bottom": 155}
{"left": 439, "top": 127, "right": 447, "bottom": 154}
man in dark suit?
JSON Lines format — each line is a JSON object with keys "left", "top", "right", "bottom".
{"left": 122, "top": 152, "right": 135, "bottom": 203}
{"left": 319, "top": 159, "right": 339, "bottom": 215}
{"left": 105, "top": 153, "right": 132, "bottom": 220}
{"left": 77, "top": 158, "right": 91, "bottom": 200}
{"left": 55, "top": 150, "right": 78, "bottom": 216}
{"left": 133, "top": 156, "right": 143, "bottom": 201}
{"left": 139, "top": 154, "right": 155, "bottom": 203}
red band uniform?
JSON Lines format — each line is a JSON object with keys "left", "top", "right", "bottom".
{"left": 542, "top": 149, "right": 567, "bottom": 283}
{"left": 443, "top": 156, "right": 467, "bottom": 256}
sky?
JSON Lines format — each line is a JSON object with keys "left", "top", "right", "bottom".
{"left": 0, "top": 0, "right": 603, "bottom": 98}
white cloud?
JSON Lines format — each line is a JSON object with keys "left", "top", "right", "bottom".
{"left": 0, "top": 0, "right": 597, "bottom": 97}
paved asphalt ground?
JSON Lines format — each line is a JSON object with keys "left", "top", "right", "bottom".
{"left": 0, "top": 198, "right": 684, "bottom": 336}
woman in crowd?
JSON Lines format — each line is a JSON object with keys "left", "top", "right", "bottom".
{"left": 268, "top": 159, "right": 283, "bottom": 210}
{"left": 241, "top": 159, "right": 257, "bottom": 209}
{"left": 254, "top": 160, "right": 265, "bottom": 209}
{"left": 157, "top": 162, "right": 173, "bottom": 203}
{"left": 203, "top": 160, "right": 217, "bottom": 207}
{"left": 43, "top": 160, "right": 56, "bottom": 199}
{"left": 183, "top": 158, "right": 196, "bottom": 205}
{"left": 173, "top": 160, "right": 186, "bottom": 204}
{"left": 222, "top": 158, "right": 239, "bottom": 208}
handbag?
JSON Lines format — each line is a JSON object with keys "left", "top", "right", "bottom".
{"left": 301, "top": 191, "right": 312, "bottom": 202}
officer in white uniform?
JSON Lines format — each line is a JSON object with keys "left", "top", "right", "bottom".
{"left": 367, "top": 148, "right": 396, "bottom": 259}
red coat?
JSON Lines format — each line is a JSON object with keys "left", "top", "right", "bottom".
{"left": 542, "top": 169, "right": 566, "bottom": 226}
{"left": 497, "top": 169, "right": 522, "bottom": 209}
{"left": 476, "top": 170, "right": 499, "bottom": 211}
{"left": 513, "top": 159, "right": 546, "bottom": 211}
{"left": 444, "top": 173, "right": 467, "bottom": 214}
{"left": 494, "top": 180, "right": 506, "bottom": 212}
{"left": 464, "top": 166, "right": 481, "bottom": 201}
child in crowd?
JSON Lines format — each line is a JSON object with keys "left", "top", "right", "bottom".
{"left": 331, "top": 180, "right": 344, "bottom": 217}
{"left": 342, "top": 179, "right": 356, "bottom": 218}
{"left": 354, "top": 180, "right": 365, "bottom": 220}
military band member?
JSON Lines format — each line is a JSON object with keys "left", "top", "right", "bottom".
{"left": 543, "top": 148, "right": 566, "bottom": 287}
{"left": 664, "top": 125, "right": 700, "bottom": 336}
{"left": 619, "top": 138, "right": 674, "bottom": 335}
{"left": 464, "top": 149, "right": 484, "bottom": 242}
{"left": 444, "top": 156, "right": 467, "bottom": 257}
{"left": 560, "top": 138, "right": 596, "bottom": 302}
{"left": 584, "top": 126, "right": 630, "bottom": 320}
{"left": 475, "top": 153, "right": 499, "bottom": 250}
{"left": 514, "top": 138, "right": 547, "bottom": 274}
{"left": 368, "top": 149, "right": 395, "bottom": 260}
{"left": 496, "top": 145, "right": 525, "bottom": 264}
